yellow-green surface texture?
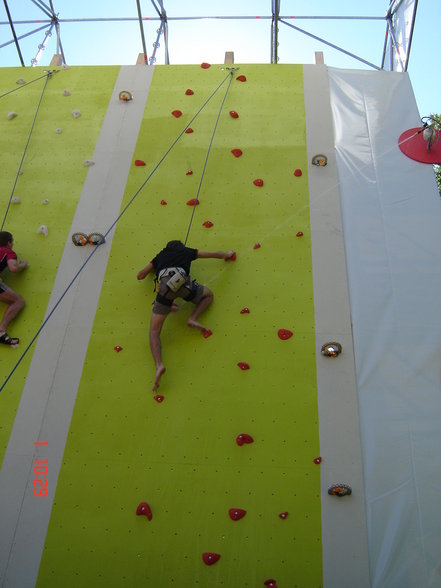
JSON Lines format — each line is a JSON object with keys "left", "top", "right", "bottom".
{"left": 0, "top": 66, "right": 119, "bottom": 463}
{"left": 38, "top": 64, "right": 322, "bottom": 587}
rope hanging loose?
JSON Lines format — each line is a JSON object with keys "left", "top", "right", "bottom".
{"left": 1, "top": 70, "right": 58, "bottom": 231}
{"left": 0, "top": 71, "right": 233, "bottom": 394}
{"left": 184, "top": 69, "right": 235, "bottom": 246}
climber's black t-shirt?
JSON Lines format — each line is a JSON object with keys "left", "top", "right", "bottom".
{"left": 151, "top": 244, "right": 198, "bottom": 276}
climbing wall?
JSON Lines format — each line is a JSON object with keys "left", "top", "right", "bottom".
{"left": 0, "top": 66, "right": 119, "bottom": 463}
{"left": 32, "top": 64, "right": 322, "bottom": 587}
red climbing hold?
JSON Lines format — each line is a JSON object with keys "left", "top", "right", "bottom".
{"left": 231, "top": 148, "right": 243, "bottom": 158}
{"left": 171, "top": 109, "right": 182, "bottom": 118}
{"left": 186, "top": 170, "right": 193, "bottom": 176}
{"left": 185, "top": 89, "right": 194, "bottom": 95}
{"left": 114, "top": 345, "right": 123, "bottom": 352}
{"left": 200, "top": 62, "right": 211, "bottom": 69}
{"left": 160, "top": 199, "right": 167, "bottom": 205}
{"left": 240, "top": 307, "right": 250, "bottom": 314}
{"left": 136, "top": 502, "right": 152, "bottom": 520}
{"left": 153, "top": 395, "right": 164, "bottom": 403}
{"left": 186, "top": 198, "right": 199, "bottom": 206}
{"left": 313, "top": 456, "right": 322, "bottom": 464}
{"left": 237, "top": 362, "right": 250, "bottom": 371}
{"left": 253, "top": 243, "right": 261, "bottom": 249}
{"left": 202, "top": 328, "right": 213, "bottom": 339}
{"left": 225, "top": 252, "right": 236, "bottom": 261}
{"left": 236, "top": 433, "right": 254, "bottom": 446}
{"left": 202, "top": 552, "right": 220, "bottom": 565}
{"left": 264, "top": 580, "right": 278, "bottom": 588}
{"left": 236, "top": 75, "right": 247, "bottom": 82}
{"left": 253, "top": 178, "right": 264, "bottom": 187}
{"left": 229, "top": 508, "right": 247, "bottom": 521}
{"left": 279, "top": 512, "right": 288, "bottom": 520}
{"left": 203, "top": 220, "right": 213, "bottom": 228}
{"left": 229, "top": 110, "right": 239, "bottom": 119}
{"left": 278, "top": 329, "right": 293, "bottom": 340}
{"left": 296, "top": 231, "right": 303, "bottom": 237}
{"left": 135, "top": 160, "right": 146, "bottom": 166}
{"left": 294, "top": 168, "right": 302, "bottom": 177}
{"left": 185, "top": 127, "right": 194, "bottom": 134}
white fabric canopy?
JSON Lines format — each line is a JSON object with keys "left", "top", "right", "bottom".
{"left": 328, "top": 68, "right": 441, "bottom": 588}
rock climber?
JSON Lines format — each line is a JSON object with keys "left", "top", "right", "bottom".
{"left": 137, "top": 240, "right": 234, "bottom": 391}
{"left": 0, "top": 231, "right": 28, "bottom": 346}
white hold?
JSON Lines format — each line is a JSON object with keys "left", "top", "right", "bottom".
{"left": 42, "top": 199, "right": 49, "bottom": 205}
{"left": 11, "top": 197, "right": 21, "bottom": 204}
{"left": 72, "top": 110, "right": 81, "bottom": 118}
{"left": 55, "top": 128, "right": 62, "bottom": 134}
{"left": 63, "top": 89, "right": 71, "bottom": 96}
{"left": 61, "top": 64, "right": 70, "bottom": 70}
{"left": 8, "top": 112, "right": 18, "bottom": 120}
{"left": 37, "top": 225, "right": 49, "bottom": 236}
{"left": 83, "top": 160, "right": 95, "bottom": 167}
{"left": 18, "top": 169, "right": 23, "bottom": 175}
{"left": 16, "top": 78, "right": 26, "bottom": 85}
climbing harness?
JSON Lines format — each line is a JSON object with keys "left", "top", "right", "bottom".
{"left": 158, "top": 267, "right": 188, "bottom": 293}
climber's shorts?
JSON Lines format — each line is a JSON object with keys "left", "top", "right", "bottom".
{"left": 152, "top": 277, "right": 205, "bottom": 316}
{"left": 0, "top": 280, "right": 8, "bottom": 294}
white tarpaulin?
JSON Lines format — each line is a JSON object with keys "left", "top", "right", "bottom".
{"left": 328, "top": 68, "right": 441, "bottom": 588}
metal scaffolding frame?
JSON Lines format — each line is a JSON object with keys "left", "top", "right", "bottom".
{"left": 0, "top": 0, "right": 417, "bottom": 70}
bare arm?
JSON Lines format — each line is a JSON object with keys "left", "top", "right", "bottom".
{"left": 197, "top": 250, "right": 234, "bottom": 260}
{"left": 7, "top": 258, "right": 28, "bottom": 273}
{"left": 137, "top": 261, "right": 154, "bottom": 280}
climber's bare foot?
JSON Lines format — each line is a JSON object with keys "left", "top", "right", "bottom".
{"left": 153, "top": 364, "right": 166, "bottom": 391}
{"left": 187, "top": 318, "right": 207, "bottom": 331}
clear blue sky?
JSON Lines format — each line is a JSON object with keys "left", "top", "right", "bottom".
{"left": 0, "top": 0, "right": 439, "bottom": 118}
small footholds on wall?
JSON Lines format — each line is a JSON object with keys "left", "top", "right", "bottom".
{"left": 63, "top": 89, "right": 71, "bottom": 96}
{"left": 313, "top": 456, "right": 322, "bottom": 464}
{"left": 114, "top": 345, "right": 123, "bottom": 352}
{"left": 278, "top": 329, "right": 293, "bottom": 340}
{"left": 154, "top": 394, "right": 164, "bottom": 403}
{"left": 72, "top": 232, "right": 88, "bottom": 246}
{"left": 200, "top": 62, "right": 211, "bottom": 69}
{"left": 11, "top": 197, "right": 21, "bottom": 204}
{"left": 236, "top": 75, "right": 247, "bottom": 82}
{"left": 119, "top": 90, "right": 133, "bottom": 101}
{"left": 294, "top": 168, "right": 302, "bottom": 177}
{"left": 321, "top": 342, "right": 342, "bottom": 357}
{"left": 61, "top": 63, "right": 70, "bottom": 70}
{"left": 253, "top": 178, "right": 264, "bottom": 187}
{"left": 7, "top": 112, "right": 18, "bottom": 120}
{"left": 312, "top": 154, "right": 328, "bottom": 166}
{"left": 136, "top": 502, "right": 153, "bottom": 520}
{"left": 278, "top": 511, "right": 288, "bottom": 519}
{"left": 185, "top": 89, "right": 194, "bottom": 95}
{"left": 160, "top": 199, "right": 167, "bottom": 205}
{"left": 225, "top": 252, "right": 236, "bottom": 261}
{"left": 18, "top": 169, "right": 23, "bottom": 175}
{"left": 186, "top": 170, "right": 193, "bottom": 175}
{"left": 171, "top": 109, "right": 182, "bottom": 118}
{"left": 201, "top": 328, "right": 212, "bottom": 339}
{"left": 264, "top": 580, "right": 278, "bottom": 588}
{"left": 202, "top": 552, "right": 220, "bottom": 565}
{"left": 135, "top": 159, "right": 146, "bottom": 166}
{"left": 37, "top": 225, "right": 49, "bottom": 236}
{"left": 71, "top": 109, "right": 81, "bottom": 118}
{"left": 237, "top": 362, "right": 250, "bottom": 371}
{"left": 88, "top": 232, "right": 105, "bottom": 245}
{"left": 229, "top": 508, "right": 246, "bottom": 521}
{"left": 229, "top": 110, "right": 239, "bottom": 119}
{"left": 253, "top": 243, "right": 261, "bottom": 249}
{"left": 55, "top": 128, "right": 62, "bottom": 134}
{"left": 185, "top": 127, "right": 194, "bottom": 134}
{"left": 296, "top": 231, "right": 303, "bottom": 237}
{"left": 231, "top": 148, "right": 243, "bottom": 158}
{"left": 42, "top": 199, "right": 49, "bottom": 205}
{"left": 240, "top": 307, "right": 250, "bottom": 314}
{"left": 16, "top": 78, "right": 26, "bottom": 85}
{"left": 328, "top": 484, "right": 352, "bottom": 497}
{"left": 186, "top": 198, "right": 199, "bottom": 206}
{"left": 83, "top": 159, "right": 95, "bottom": 167}
{"left": 236, "top": 433, "right": 254, "bottom": 446}
{"left": 72, "top": 232, "right": 105, "bottom": 246}
{"left": 202, "top": 220, "right": 213, "bottom": 228}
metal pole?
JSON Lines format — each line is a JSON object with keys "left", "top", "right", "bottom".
{"left": 135, "top": 0, "right": 149, "bottom": 64}
{"left": 387, "top": 17, "right": 405, "bottom": 71}
{"left": 30, "top": 0, "right": 53, "bottom": 20}
{"left": 404, "top": 0, "right": 418, "bottom": 71}
{"left": 0, "top": 22, "right": 49, "bottom": 50}
{"left": 31, "top": 20, "right": 55, "bottom": 66}
{"left": 2, "top": 0, "right": 25, "bottom": 66}
{"left": 380, "top": 22, "right": 389, "bottom": 69}
{"left": 150, "top": 20, "right": 163, "bottom": 64}
{"left": 279, "top": 18, "right": 381, "bottom": 70}
{"left": 271, "top": 0, "right": 279, "bottom": 64}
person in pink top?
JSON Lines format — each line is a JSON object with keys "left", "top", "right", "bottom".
{"left": 0, "top": 231, "right": 28, "bottom": 346}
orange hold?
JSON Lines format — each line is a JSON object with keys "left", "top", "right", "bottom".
{"left": 171, "top": 109, "right": 182, "bottom": 118}
{"left": 186, "top": 198, "right": 199, "bottom": 206}
{"left": 231, "top": 148, "right": 243, "bottom": 158}
{"left": 185, "top": 89, "right": 194, "bottom": 95}
{"left": 185, "top": 127, "right": 194, "bottom": 134}
{"left": 160, "top": 199, "right": 167, "bottom": 205}
{"left": 236, "top": 75, "right": 247, "bottom": 82}
{"left": 253, "top": 178, "right": 264, "bottom": 187}
{"left": 253, "top": 243, "right": 261, "bottom": 249}
{"left": 134, "top": 159, "right": 146, "bottom": 166}
{"left": 229, "top": 110, "right": 239, "bottom": 119}
{"left": 200, "top": 62, "right": 211, "bottom": 69}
